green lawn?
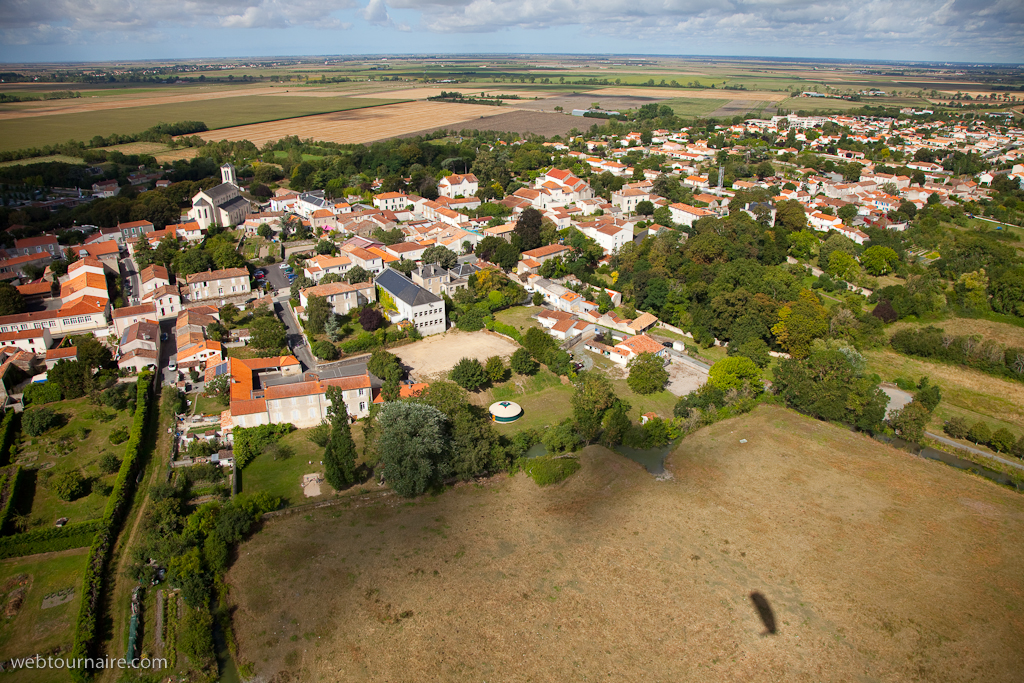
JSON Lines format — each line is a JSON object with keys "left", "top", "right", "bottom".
{"left": 189, "top": 392, "right": 227, "bottom": 416}
{"left": 240, "top": 424, "right": 366, "bottom": 507}
{"left": 13, "top": 396, "right": 136, "bottom": 528}
{"left": 0, "top": 95, "right": 403, "bottom": 152}
{"left": 0, "top": 548, "right": 90, "bottom": 675}
{"left": 475, "top": 369, "right": 575, "bottom": 433}
{"left": 493, "top": 305, "right": 543, "bottom": 333}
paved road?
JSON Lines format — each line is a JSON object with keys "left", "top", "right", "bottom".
{"left": 120, "top": 255, "right": 142, "bottom": 306}
{"left": 265, "top": 262, "right": 292, "bottom": 293}
{"left": 882, "top": 384, "right": 1024, "bottom": 471}
{"left": 274, "top": 295, "right": 315, "bottom": 372}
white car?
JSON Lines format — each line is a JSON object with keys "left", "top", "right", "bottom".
{"left": 168, "top": 360, "right": 177, "bottom": 372}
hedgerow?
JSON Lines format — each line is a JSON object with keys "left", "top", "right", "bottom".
{"left": 0, "top": 518, "right": 104, "bottom": 559}
{"left": 69, "top": 373, "right": 152, "bottom": 682}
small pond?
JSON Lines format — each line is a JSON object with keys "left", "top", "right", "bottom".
{"left": 612, "top": 441, "right": 677, "bottom": 475}
{"left": 876, "top": 435, "right": 1023, "bottom": 491}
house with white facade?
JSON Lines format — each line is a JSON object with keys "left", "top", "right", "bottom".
{"left": 303, "top": 254, "right": 353, "bottom": 283}
{"left": 439, "top": 173, "right": 479, "bottom": 198}
{"left": 188, "top": 164, "right": 251, "bottom": 229}
{"left": 185, "top": 268, "right": 250, "bottom": 302}
{"left": 299, "top": 281, "right": 376, "bottom": 317}
{"left": 374, "top": 268, "right": 446, "bottom": 336}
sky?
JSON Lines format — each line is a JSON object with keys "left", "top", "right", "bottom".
{"left": 0, "top": 0, "right": 1021, "bottom": 64}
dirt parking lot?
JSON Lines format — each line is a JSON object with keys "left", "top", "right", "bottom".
{"left": 665, "top": 357, "right": 708, "bottom": 396}
{"left": 394, "top": 330, "right": 520, "bottom": 380}
{"left": 227, "top": 405, "right": 1024, "bottom": 682}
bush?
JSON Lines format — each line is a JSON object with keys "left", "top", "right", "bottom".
{"left": 449, "top": 357, "right": 488, "bottom": 391}
{"left": 23, "top": 381, "right": 62, "bottom": 405}
{"left": 23, "top": 406, "right": 60, "bottom": 436}
{"left": 484, "top": 356, "right": 507, "bottom": 383}
{"left": 307, "top": 421, "right": 331, "bottom": 447}
{"left": 109, "top": 427, "right": 129, "bottom": 445}
{"left": 522, "top": 456, "right": 580, "bottom": 486}
{"left": 50, "top": 469, "right": 87, "bottom": 501}
{"left": 98, "top": 453, "right": 121, "bottom": 474}
{"left": 510, "top": 348, "right": 537, "bottom": 375}
{"left": 232, "top": 423, "right": 293, "bottom": 468}
{"left": 626, "top": 353, "right": 669, "bottom": 395}
{"left": 312, "top": 340, "right": 340, "bottom": 361}
{"left": 0, "top": 410, "right": 19, "bottom": 466}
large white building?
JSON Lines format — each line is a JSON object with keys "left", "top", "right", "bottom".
{"left": 299, "top": 281, "right": 376, "bottom": 317}
{"left": 374, "top": 268, "right": 446, "bottom": 336}
{"left": 188, "top": 164, "right": 251, "bottom": 229}
{"left": 438, "top": 173, "right": 479, "bottom": 198}
{"left": 185, "top": 268, "right": 251, "bottom": 302}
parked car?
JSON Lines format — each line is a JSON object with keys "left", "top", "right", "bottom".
{"left": 662, "top": 341, "right": 672, "bottom": 348}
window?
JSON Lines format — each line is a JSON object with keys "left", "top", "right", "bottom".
{"left": 359, "top": 402, "right": 366, "bottom": 412}
{"left": 358, "top": 388, "right": 364, "bottom": 396}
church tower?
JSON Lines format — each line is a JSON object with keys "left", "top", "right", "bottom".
{"left": 221, "top": 163, "right": 238, "bottom": 186}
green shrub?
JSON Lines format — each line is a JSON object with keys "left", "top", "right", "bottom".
{"left": 944, "top": 416, "right": 970, "bottom": 440}
{"left": 312, "top": 340, "right": 340, "bottom": 361}
{"left": 23, "top": 406, "right": 60, "bottom": 436}
{"left": 522, "top": 456, "right": 580, "bottom": 486}
{"left": 98, "top": 453, "right": 121, "bottom": 474}
{"left": 109, "top": 427, "right": 129, "bottom": 445}
{"left": 990, "top": 428, "right": 1017, "bottom": 454}
{"left": 0, "top": 410, "right": 18, "bottom": 466}
{"left": 23, "top": 381, "right": 62, "bottom": 405}
{"left": 232, "top": 423, "right": 293, "bottom": 468}
{"left": 968, "top": 420, "right": 992, "bottom": 446}
{"left": 50, "top": 469, "right": 87, "bottom": 501}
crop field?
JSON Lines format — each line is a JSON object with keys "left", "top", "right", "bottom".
{"left": 198, "top": 101, "right": 505, "bottom": 147}
{"left": 227, "top": 405, "right": 1024, "bottom": 682}
{"left": 0, "top": 548, "right": 90, "bottom": 682}
{"left": 594, "top": 86, "right": 789, "bottom": 101}
{"left": 660, "top": 97, "right": 732, "bottom": 117}
{"left": 397, "top": 110, "right": 584, "bottom": 139}
{"left": 0, "top": 95, "right": 401, "bottom": 153}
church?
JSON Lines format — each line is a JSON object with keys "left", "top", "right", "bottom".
{"left": 188, "top": 163, "right": 252, "bottom": 229}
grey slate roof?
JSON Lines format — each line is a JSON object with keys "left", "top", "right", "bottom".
{"left": 203, "top": 183, "right": 237, "bottom": 203}
{"left": 449, "top": 263, "right": 479, "bottom": 278}
{"left": 375, "top": 268, "right": 442, "bottom": 308}
{"left": 414, "top": 263, "right": 447, "bottom": 279}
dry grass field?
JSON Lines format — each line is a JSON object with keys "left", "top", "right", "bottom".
{"left": 887, "top": 317, "right": 1024, "bottom": 349}
{"left": 397, "top": 110, "right": 584, "bottom": 139}
{"left": 393, "top": 330, "right": 520, "bottom": 381}
{"left": 594, "top": 86, "right": 789, "bottom": 101}
{"left": 197, "top": 101, "right": 506, "bottom": 146}
{"left": 226, "top": 405, "right": 1024, "bottom": 683}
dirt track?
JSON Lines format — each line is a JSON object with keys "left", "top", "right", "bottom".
{"left": 227, "top": 405, "right": 1024, "bottom": 682}
{"left": 393, "top": 330, "right": 519, "bottom": 381}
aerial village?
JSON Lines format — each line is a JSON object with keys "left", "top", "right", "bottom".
{"left": 0, "top": 109, "right": 1022, "bottom": 464}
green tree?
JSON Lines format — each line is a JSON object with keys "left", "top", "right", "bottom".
{"left": 860, "top": 246, "right": 899, "bottom": 276}
{"left": 23, "top": 406, "right": 59, "bottom": 435}
{"left": 449, "top": 357, "right": 488, "bottom": 391}
{"left": 315, "top": 239, "right": 336, "bottom": 255}
{"left": 755, "top": 161, "right": 775, "bottom": 179}
{"left": 0, "top": 282, "right": 26, "bottom": 316}
{"left": 257, "top": 223, "right": 273, "bottom": 239}
{"left": 249, "top": 315, "right": 287, "bottom": 351}
{"left": 776, "top": 200, "right": 809, "bottom": 232}
{"left": 635, "top": 200, "right": 655, "bottom": 216}
{"left": 514, "top": 207, "right": 543, "bottom": 251}
{"left": 968, "top": 420, "right": 992, "bottom": 446}
{"left": 204, "top": 374, "right": 230, "bottom": 402}
{"left": 48, "top": 359, "right": 90, "bottom": 399}
{"left": 510, "top": 348, "right": 538, "bottom": 375}
{"left": 375, "top": 401, "right": 450, "bottom": 497}
{"left": 324, "top": 387, "right": 358, "bottom": 489}
{"left": 368, "top": 349, "right": 402, "bottom": 383}
{"left": 531, "top": 291, "right": 544, "bottom": 306}
{"left": 422, "top": 245, "right": 459, "bottom": 269}
{"left": 708, "top": 356, "right": 762, "bottom": 391}
{"left": 771, "top": 290, "right": 829, "bottom": 358}
{"left": 312, "top": 340, "right": 339, "bottom": 360}
{"left": 50, "top": 469, "right": 86, "bottom": 501}
{"left": 837, "top": 204, "right": 858, "bottom": 222}
{"left": 484, "top": 355, "right": 507, "bottom": 383}
{"left": 990, "top": 428, "right": 1016, "bottom": 454}
{"left": 305, "top": 294, "right": 332, "bottom": 335}
{"left": 626, "top": 352, "right": 669, "bottom": 395}
{"left": 347, "top": 265, "right": 370, "bottom": 284}
{"left": 890, "top": 401, "right": 930, "bottom": 442}
{"left": 73, "top": 334, "right": 113, "bottom": 370}
{"left": 572, "top": 371, "right": 616, "bottom": 444}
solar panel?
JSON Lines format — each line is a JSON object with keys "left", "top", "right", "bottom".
{"left": 214, "top": 362, "right": 228, "bottom": 377}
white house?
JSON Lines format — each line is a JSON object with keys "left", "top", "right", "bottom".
{"left": 438, "top": 173, "right": 479, "bottom": 198}
{"left": 374, "top": 268, "right": 446, "bottom": 336}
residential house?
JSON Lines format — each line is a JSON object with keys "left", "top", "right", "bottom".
{"left": 116, "top": 220, "right": 155, "bottom": 243}
{"left": 118, "top": 321, "right": 161, "bottom": 372}
{"left": 44, "top": 346, "right": 77, "bottom": 370}
{"left": 0, "top": 328, "right": 51, "bottom": 354}
{"left": 410, "top": 263, "right": 471, "bottom": 297}
{"left": 668, "top": 203, "right": 713, "bottom": 227}
{"left": 140, "top": 285, "right": 182, "bottom": 319}
{"left": 439, "top": 173, "right": 479, "bottom": 198}
{"left": 298, "top": 281, "right": 376, "bottom": 317}
{"left": 185, "top": 268, "right": 250, "bottom": 302}
{"left": 373, "top": 192, "right": 411, "bottom": 212}
{"left": 139, "top": 264, "right": 170, "bottom": 296}
{"left": 14, "top": 235, "right": 61, "bottom": 258}
{"left": 112, "top": 303, "right": 159, "bottom": 337}
{"left": 303, "top": 254, "right": 353, "bottom": 283}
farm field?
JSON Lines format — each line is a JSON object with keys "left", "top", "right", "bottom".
{"left": 0, "top": 95, "right": 401, "bottom": 152}
{"left": 397, "top": 110, "right": 583, "bottom": 139}
{"left": 594, "top": 86, "right": 789, "bottom": 101}
{"left": 226, "top": 405, "right": 1024, "bottom": 682}
{"left": 0, "top": 548, "right": 90, "bottom": 682}
{"left": 661, "top": 97, "right": 732, "bottom": 117}
{"left": 197, "top": 101, "right": 501, "bottom": 146}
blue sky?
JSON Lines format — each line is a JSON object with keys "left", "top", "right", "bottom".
{"left": 1, "top": 0, "right": 1021, "bottom": 64}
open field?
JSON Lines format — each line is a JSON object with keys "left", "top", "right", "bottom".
{"left": 0, "top": 154, "right": 84, "bottom": 167}
{"left": 397, "top": 110, "right": 584, "bottom": 139}
{"left": 227, "top": 405, "right": 1024, "bottom": 682}
{"left": 661, "top": 97, "right": 732, "bottom": 117}
{"left": 0, "top": 548, "right": 89, "bottom": 682}
{"left": 593, "top": 86, "right": 789, "bottom": 101}
{"left": 352, "top": 87, "right": 553, "bottom": 101}
{"left": 887, "top": 316, "right": 1024, "bottom": 350}
{"left": 865, "top": 349, "right": 1024, "bottom": 434}
{"left": 394, "top": 330, "right": 519, "bottom": 381}
{"left": 0, "top": 95, "right": 401, "bottom": 152}
{"left": 197, "top": 101, "right": 502, "bottom": 146}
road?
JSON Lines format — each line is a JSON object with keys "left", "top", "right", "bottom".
{"left": 265, "top": 262, "right": 292, "bottom": 293}
{"left": 120, "top": 255, "right": 142, "bottom": 306}
{"left": 882, "top": 385, "right": 1024, "bottom": 471}
{"left": 274, "top": 294, "right": 315, "bottom": 372}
